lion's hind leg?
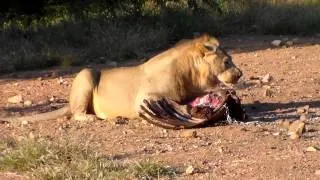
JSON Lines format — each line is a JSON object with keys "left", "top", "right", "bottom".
{"left": 69, "top": 68, "right": 100, "bottom": 121}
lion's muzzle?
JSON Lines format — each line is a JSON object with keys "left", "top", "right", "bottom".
{"left": 217, "top": 67, "right": 243, "bottom": 85}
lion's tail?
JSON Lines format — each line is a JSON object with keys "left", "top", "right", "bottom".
{"left": 0, "top": 106, "right": 70, "bottom": 124}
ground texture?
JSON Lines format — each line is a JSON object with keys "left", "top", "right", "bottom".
{"left": 0, "top": 35, "right": 320, "bottom": 179}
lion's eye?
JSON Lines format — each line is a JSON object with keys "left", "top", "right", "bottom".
{"left": 224, "top": 60, "right": 231, "bottom": 67}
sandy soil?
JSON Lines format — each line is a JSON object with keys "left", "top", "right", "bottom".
{"left": 0, "top": 35, "right": 320, "bottom": 179}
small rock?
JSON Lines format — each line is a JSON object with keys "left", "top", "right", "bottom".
{"left": 261, "top": 73, "right": 272, "bottom": 83}
{"left": 299, "top": 114, "right": 309, "bottom": 121}
{"left": 21, "top": 120, "right": 29, "bottom": 126}
{"left": 14, "top": 82, "right": 19, "bottom": 86}
{"left": 37, "top": 77, "right": 43, "bottom": 81}
{"left": 180, "top": 130, "right": 197, "bottom": 138}
{"left": 38, "top": 100, "right": 48, "bottom": 105}
{"left": 106, "top": 61, "right": 118, "bottom": 67}
{"left": 271, "top": 40, "right": 282, "bottom": 47}
{"left": 286, "top": 40, "right": 294, "bottom": 46}
{"left": 264, "top": 131, "right": 271, "bottom": 135}
{"left": 23, "top": 100, "right": 32, "bottom": 107}
{"left": 165, "top": 145, "right": 173, "bottom": 152}
{"left": 306, "top": 146, "right": 318, "bottom": 152}
{"left": 254, "top": 80, "right": 263, "bottom": 87}
{"left": 49, "top": 96, "right": 55, "bottom": 102}
{"left": 297, "top": 105, "right": 309, "bottom": 114}
{"left": 58, "top": 77, "right": 64, "bottom": 85}
{"left": 185, "top": 165, "right": 196, "bottom": 175}
{"left": 162, "top": 129, "right": 168, "bottom": 134}
{"left": 273, "top": 132, "right": 281, "bottom": 136}
{"left": 296, "top": 108, "right": 306, "bottom": 115}
{"left": 8, "top": 95, "right": 23, "bottom": 104}
{"left": 291, "top": 56, "right": 297, "bottom": 60}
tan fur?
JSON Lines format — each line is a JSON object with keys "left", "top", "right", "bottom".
{"left": 1, "top": 34, "right": 242, "bottom": 123}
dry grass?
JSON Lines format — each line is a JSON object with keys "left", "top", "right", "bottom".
{"left": 0, "top": 137, "right": 177, "bottom": 179}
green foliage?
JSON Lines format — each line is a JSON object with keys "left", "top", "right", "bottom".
{"left": 0, "top": 0, "right": 319, "bottom": 74}
{"left": 0, "top": 138, "right": 177, "bottom": 179}
{"left": 131, "top": 160, "right": 177, "bottom": 179}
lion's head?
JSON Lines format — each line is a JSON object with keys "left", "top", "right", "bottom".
{"left": 176, "top": 34, "right": 243, "bottom": 88}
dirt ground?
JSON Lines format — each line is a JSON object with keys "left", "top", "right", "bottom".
{"left": 0, "top": 35, "right": 320, "bottom": 179}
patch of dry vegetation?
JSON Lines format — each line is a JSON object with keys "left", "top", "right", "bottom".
{"left": 0, "top": 0, "right": 319, "bottom": 74}
{"left": 0, "top": 137, "right": 177, "bottom": 179}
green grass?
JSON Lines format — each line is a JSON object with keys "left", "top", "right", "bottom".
{"left": 0, "top": 138, "right": 177, "bottom": 179}
{"left": 0, "top": 0, "right": 319, "bottom": 74}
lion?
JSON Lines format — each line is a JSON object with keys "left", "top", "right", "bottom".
{"left": 1, "top": 34, "right": 243, "bottom": 126}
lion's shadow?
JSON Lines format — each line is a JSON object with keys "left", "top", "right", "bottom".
{"left": 242, "top": 100, "right": 320, "bottom": 122}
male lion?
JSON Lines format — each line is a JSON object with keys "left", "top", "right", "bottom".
{"left": 2, "top": 34, "right": 243, "bottom": 128}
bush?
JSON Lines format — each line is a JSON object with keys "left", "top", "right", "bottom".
{"left": 0, "top": 0, "right": 319, "bottom": 74}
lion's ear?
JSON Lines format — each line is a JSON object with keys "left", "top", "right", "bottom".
{"left": 204, "top": 42, "right": 218, "bottom": 52}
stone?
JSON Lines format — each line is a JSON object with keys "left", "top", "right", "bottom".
{"left": 261, "top": 73, "right": 272, "bottom": 83}
{"left": 273, "top": 132, "right": 281, "bottom": 136}
{"left": 162, "top": 129, "right": 168, "bottom": 134}
{"left": 185, "top": 165, "right": 196, "bottom": 175}
{"left": 58, "top": 77, "right": 64, "bottom": 85}
{"left": 180, "top": 130, "right": 197, "bottom": 138}
{"left": 271, "top": 40, "right": 282, "bottom": 47}
{"left": 21, "top": 120, "right": 29, "bottom": 126}
{"left": 299, "top": 114, "right": 309, "bottom": 121}
{"left": 306, "top": 146, "right": 318, "bottom": 152}
{"left": 49, "top": 96, "right": 55, "bottom": 102}
{"left": 286, "top": 40, "right": 294, "bottom": 46}
{"left": 23, "top": 100, "right": 32, "bottom": 107}
{"left": 8, "top": 95, "right": 23, "bottom": 104}
{"left": 297, "top": 105, "right": 309, "bottom": 114}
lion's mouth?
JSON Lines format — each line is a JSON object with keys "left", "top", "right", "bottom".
{"left": 188, "top": 93, "right": 223, "bottom": 109}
